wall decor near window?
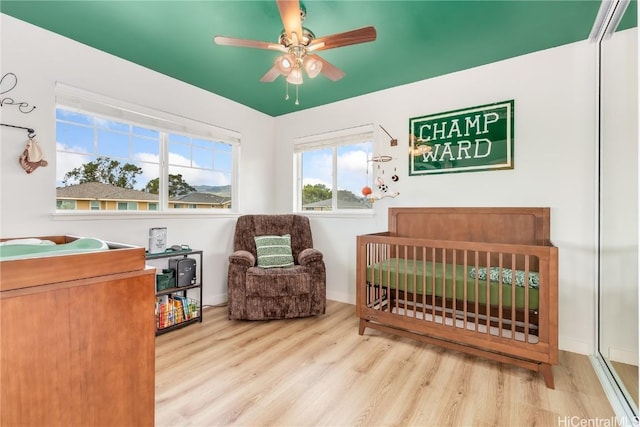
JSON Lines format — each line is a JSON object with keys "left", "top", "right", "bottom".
{"left": 0, "top": 123, "right": 47, "bottom": 174}
{"left": 408, "top": 100, "right": 514, "bottom": 176}
{"left": 19, "top": 137, "right": 47, "bottom": 174}
{"left": 0, "top": 72, "right": 37, "bottom": 113}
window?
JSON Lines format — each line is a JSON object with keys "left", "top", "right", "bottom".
{"left": 56, "top": 199, "right": 76, "bottom": 210}
{"left": 55, "top": 84, "right": 239, "bottom": 213}
{"left": 117, "top": 201, "right": 138, "bottom": 211}
{"left": 294, "top": 125, "right": 373, "bottom": 212}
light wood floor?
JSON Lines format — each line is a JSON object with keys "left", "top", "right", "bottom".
{"left": 155, "top": 300, "right": 615, "bottom": 427}
{"left": 611, "top": 361, "right": 639, "bottom": 407}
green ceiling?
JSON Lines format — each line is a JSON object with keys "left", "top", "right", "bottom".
{"left": 1, "top": 1, "right": 637, "bottom": 117}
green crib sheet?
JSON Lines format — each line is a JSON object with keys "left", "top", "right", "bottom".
{"left": 366, "top": 258, "right": 539, "bottom": 310}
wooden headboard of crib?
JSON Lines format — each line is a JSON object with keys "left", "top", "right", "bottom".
{"left": 389, "top": 207, "right": 551, "bottom": 246}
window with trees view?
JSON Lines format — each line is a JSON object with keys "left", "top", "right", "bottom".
{"left": 55, "top": 103, "right": 237, "bottom": 212}
{"left": 294, "top": 125, "right": 373, "bottom": 212}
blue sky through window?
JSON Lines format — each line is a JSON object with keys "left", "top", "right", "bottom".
{"left": 56, "top": 108, "right": 232, "bottom": 191}
{"left": 301, "top": 142, "right": 372, "bottom": 197}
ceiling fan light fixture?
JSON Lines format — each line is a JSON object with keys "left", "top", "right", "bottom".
{"left": 301, "top": 27, "right": 316, "bottom": 46}
{"left": 275, "top": 53, "right": 294, "bottom": 75}
{"left": 286, "top": 68, "right": 304, "bottom": 85}
{"left": 304, "top": 56, "right": 323, "bottom": 78}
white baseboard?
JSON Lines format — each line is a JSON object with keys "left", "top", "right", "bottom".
{"left": 327, "top": 290, "right": 355, "bottom": 305}
{"left": 608, "top": 347, "right": 639, "bottom": 366}
{"left": 203, "top": 293, "right": 228, "bottom": 307}
{"left": 559, "top": 335, "right": 591, "bottom": 355}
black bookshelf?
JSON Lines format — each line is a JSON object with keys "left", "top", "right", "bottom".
{"left": 146, "top": 249, "right": 204, "bottom": 335}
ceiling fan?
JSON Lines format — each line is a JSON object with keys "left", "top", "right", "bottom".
{"left": 213, "top": 0, "right": 377, "bottom": 104}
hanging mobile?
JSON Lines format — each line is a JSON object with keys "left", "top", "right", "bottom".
{"left": 391, "top": 167, "right": 399, "bottom": 182}
{"left": 362, "top": 155, "right": 373, "bottom": 196}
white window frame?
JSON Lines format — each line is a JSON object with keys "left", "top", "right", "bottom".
{"left": 54, "top": 83, "right": 240, "bottom": 217}
{"left": 293, "top": 124, "right": 374, "bottom": 214}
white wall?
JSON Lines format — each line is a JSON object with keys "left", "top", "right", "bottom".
{"left": 0, "top": 14, "right": 275, "bottom": 305}
{"left": 275, "top": 39, "right": 599, "bottom": 354}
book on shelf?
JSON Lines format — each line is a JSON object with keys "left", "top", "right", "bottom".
{"left": 172, "top": 298, "right": 184, "bottom": 324}
{"left": 174, "top": 295, "right": 190, "bottom": 320}
{"left": 156, "top": 295, "right": 173, "bottom": 328}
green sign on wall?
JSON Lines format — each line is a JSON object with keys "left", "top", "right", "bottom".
{"left": 409, "top": 100, "right": 514, "bottom": 176}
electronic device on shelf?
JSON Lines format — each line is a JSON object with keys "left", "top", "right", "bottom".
{"left": 169, "top": 257, "right": 197, "bottom": 287}
{"left": 168, "top": 244, "right": 191, "bottom": 252}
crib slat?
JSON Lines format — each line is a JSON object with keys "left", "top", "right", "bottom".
{"left": 382, "top": 244, "right": 387, "bottom": 311}
{"left": 498, "top": 252, "right": 504, "bottom": 337}
{"left": 393, "top": 245, "right": 399, "bottom": 313}
{"left": 463, "top": 250, "right": 468, "bottom": 331}
{"left": 441, "top": 248, "right": 446, "bottom": 325}
{"left": 431, "top": 247, "right": 436, "bottom": 320}
{"left": 422, "top": 247, "right": 427, "bottom": 319}
{"left": 511, "top": 254, "right": 517, "bottom": 339}
{"left": 485, "top": 251, "right": 491, "bottom": 335}
{"left": 474, "top": 251, "right": 479, "bottom": 332}
{"left": 452, "top": 249, "right": 457, "bottom": 326}
{"left": 524, "top": 255, "right": 530, "bottom": 343}
{"left": 402, "top": 245, "right": 408, "bottom": 317}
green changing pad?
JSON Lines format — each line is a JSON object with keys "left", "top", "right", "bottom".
{"left": 0, "top": 238, "right": 109, "bottom": 261}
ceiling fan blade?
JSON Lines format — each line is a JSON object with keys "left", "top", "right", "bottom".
{"left": 309, "top": 26, "right": 377, "bottom": 51}
{"left": 277, "top": 0, "right": 303, "bottom": 42}
{"left": 260, "top": 64, "right": 282, "bottom": 83}
{"left": 214, "top": 36, "right": 285, "bottom": 51}
{"left": 309, "top": 55, "right": 346, "bottom": 81}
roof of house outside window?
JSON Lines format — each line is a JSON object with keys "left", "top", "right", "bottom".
{"left": 56, "top": 182, "right": 158, "bottom": 201}
{"left": 175, "top": 192, "right": 230, "bottom": 204}
{"left": 56, "top": 182, "right": 231, "bottom": 206}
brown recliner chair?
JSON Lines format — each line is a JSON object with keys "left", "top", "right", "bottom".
{"left": 227, "top": 214, "right": 326, "bottom": 320}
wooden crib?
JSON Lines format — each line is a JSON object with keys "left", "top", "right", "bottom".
{"left": 356, "top": 207, "right": 559, "bottom": 388}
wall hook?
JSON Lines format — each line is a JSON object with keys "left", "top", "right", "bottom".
{"left": 379, "top": 125, "right": 397, "bottom": 146}
{"left": 1, "top": 123, "right": 36, "bottom": 138}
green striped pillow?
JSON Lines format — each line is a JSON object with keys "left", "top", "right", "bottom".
{"left": 254, "top": 234, "right": 294, "bottom": 268}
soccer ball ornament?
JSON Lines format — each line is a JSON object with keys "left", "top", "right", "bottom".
{"left": 376, "top": 177, "right": 388, "bottom": 193}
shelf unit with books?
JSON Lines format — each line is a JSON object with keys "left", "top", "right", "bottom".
{"left": 146, "top": 248, "right": 203, "bottom": 335}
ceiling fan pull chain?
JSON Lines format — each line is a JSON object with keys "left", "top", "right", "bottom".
{"left": 285, "top": 82, "right": 290, "bottom": 100}
{"left": 295, "top": 85, "right": 299, "bottom": 105}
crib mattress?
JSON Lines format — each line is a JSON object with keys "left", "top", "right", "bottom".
{"left": 366, "top": 258, "right": 539, "bottom": 310}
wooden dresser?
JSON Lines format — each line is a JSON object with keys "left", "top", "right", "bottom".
{"left": 0, "top": 236, "right": 155, "bottom": 427}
